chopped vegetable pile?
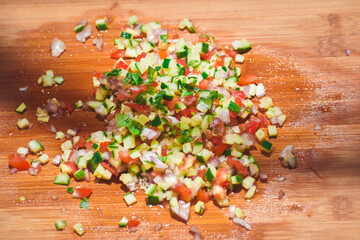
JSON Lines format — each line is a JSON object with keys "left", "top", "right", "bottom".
{"left": 10, "top": 16, "right": 297, "bottom": 235}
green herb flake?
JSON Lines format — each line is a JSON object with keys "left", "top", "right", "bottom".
{"left": 80, "top": 197, "right": 90, "bottom": 209}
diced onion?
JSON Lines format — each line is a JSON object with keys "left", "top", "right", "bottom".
{"left": 50, "top": 38, "right": 66, "bottom": 57}
{"left": 233, "top": 217, "right": 252, "bottom": 231}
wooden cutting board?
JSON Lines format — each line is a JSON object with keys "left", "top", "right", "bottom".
{"left": 0, "top": 0, "right": 359, "bottom": 239}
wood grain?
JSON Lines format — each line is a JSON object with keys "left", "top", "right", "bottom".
{"left": 0, "top": 0, "right": 360, "bottom": 239}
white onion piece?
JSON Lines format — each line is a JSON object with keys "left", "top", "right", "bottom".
{"left": 167, "top": 116, "right": 180, "bottom": 124}
{"left": 76, "top": 25, "right": 92, "bottom": 43}
{"left": 259, "top": 171, "right": 267, "bottom": 182}
{"left": 84, "top": 168, "right": 90, "bottom": 182}
{"left": 229, "top": 205, "right": 236, "bottom": 219}
{"left": 256, "top": 83, "right": 266, "bottom": 97}
{"left": 46, "top": 102, "right": 58, "bottom": 114}
{"left": 72, "top": 189, "right": 81, "bottom": 199}
{"left": 102, "top": 151, "right": 111, "bottom": 161}
{"left": 28, "top": 167, "right": 39, "bottom": 176}
{"left": 50, "top": 38, "right": 66, "bottom": 57}
{"left": 250, "top": 105, "right": 258, "bottom": 115}
{"left": 214, "top": 87, "right": 230, "bottom": 98}
{"left": 270, "top": 117, "right": 279, "bottom": 125}
{"left": 151, "top": 155, "right": 168, "bottom": 169}
{"left": 242, "top": 85, "right": 250, "bottom": 97}
{"left": 164, "top": 171, "right": 177, "bottom": 187}
{"left": 96, "top": 38, "right": 103, "bottom": 51}
{"left": 10, "top": 168, "right": 18, "bottom": 175}
{"left": 52, "top": 155, "right": 62, "bottom": 166}
{"left": 207, "top": 157, "right": 221, "bottom": 168}
{"left": 77, "top": 19, "right": 87, "bottom": 26}
{"left": 189, "top": 226, "right": 202, "bottom": 240}
{"left": 233, "top": 217, "right": 252, "bottom": 231}
{"left": 50, "top": 124, "right": 57, "bottom": 133}
{"left": 217, "top": 108, "right": 230, "bottom": 124}
{"left": 71, "top": 150, "right": 79, "bottom": 163}
{"left": 142, "top": 128, "right": 161, "bottom": 141}
{"left": 19, "top": 86, "right": 29, "bottom": 91}
{"left": 171, "top": 200, "right": 190, "bottom": 222}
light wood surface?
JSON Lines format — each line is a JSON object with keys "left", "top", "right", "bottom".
{"left": 0, "top": 0, "right": 360, "bottom": 239}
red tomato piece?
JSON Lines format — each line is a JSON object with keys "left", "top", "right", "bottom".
{"left": 213, "top": 167, "right": 229, "bottom": 185}
{"left": 85, "top": 141, "right": 94, "bottom": 150}
{"left": 238, "top": 74, "right": 259, "bottom": 86}
{"left": 161, "top": 148, "right": 167, "bottom": 157}
{"left": 135, "top": 52, "right": 147, "bottom": 62}
{"left": 198, "top": 169, "right": 207, "bottom": 179}
{"left": 243, "top": 121, "right": 260, "bottom": 135}
{"left": 213, "top": 143, "right": 228, "bottom": 156}
{"left": 115, "top": 60, "right": 128, "bottom": 69}
{"left": 259, "top": 115, "right": 268, "bottom": 128}
{"left": 181, "top": 109, "right": 192, "bottom": 118}
{"left": 199, "top": 80, "right": 209, "bottom": 90}
{"left": 176, "top": 59, "right": 189, "bottom": 76}
{"left": 197, "top": 189, "right": 210, "bottom": 203}
{"left": 63, "top": 161, "right": 78, "bottom": 174}
{"left": 118, "top": 150, "right": 139, "bottom": 164}
{"left": 181, "top": 95, "right": 198, "bottom": 107}
{"left": 8, "top": 154, "right": 30, "bottom": 171}
{"left": 227, "top": 156, "right": 249, "bottom": 175}
{"left": 214, "top": 57, "right": 224, "bottom": 67}
{"left": 74, "top": 187, "right": 92, "bottom": 199}
{"left": 99, "top": 141, "right": 111, "bottom": 153}
{"left": 130, "top": 85, "right": 148, "bottom": 97}
{"left": 123, "top": 102, "right": 151, "bottom": 114}
{"left": 225, "top": 49, "right": 238, "bottom": 59}
{"left": 165, "top": 100, "right": 176, "bottom": 111}
{"left": 65, "top": 102, "right": 74, "bottom": 113}
{"left": 128, "top": 220, "right": 140, "bottom": 228}
{"left": 158, "top": 50, "right": 167, "bottom": 59}
{"left": 173, "top": 184, "right": 192, "bottom": 202}
{"left": 93, "top": 72, "right": 102, "bottom": 78}
{"left": 101, "top": 162, "right": 118, "bottom": 176}
{"left": 203, "top": 50, "right": 215, "bottom": 60}
{"left": 110, "top": 50, "right": 126, "bottom": 59}
{"left": 74, "top": 135, "right": 88, "bottom": 149}
{"left": 211, "top": 136, "right": 223, "bottom": 145}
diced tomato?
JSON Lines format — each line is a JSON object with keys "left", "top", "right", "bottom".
{"left": 229, "top": 111, "right": 237, "bottom": 119}
{"left": 93, "top": 87, "right": 98, "bottom": 96}
{"left": 93, "top": 72, "right": 102, "bottom": 78}
{"left": 199, "top": 80, "right": 209, "bottom": 90}
{"left": 74, "top": 135, "right": 88, "bottom": 149}
{"left": 198, "top": 169, "right": 207, "bottom": 179}
{"left": 213, "top": 143, "right": 228, "bottom": 156}
{"left": 213, "top": 167, "right": 229, "bottom": 186}
{"left": 99, "top": 141, "right": 111, "bottom": 153}
{"left": 150, "top": 81, "right": 158, "bottom": 88}
{"left": 110, "top": 50, "right": 126, "bottom": 59}
{"left": 211, "top": 136, "right": 223, "bottom": 145}
{"left": 203, "top": 50, "right": 215, "bottom": 61}
{"left": 243, "top": 120, "right": 259, "bottom": 135}
{"left": 158, "top": 50, "right": 167, "bottom": 59}
{"left": 227, "top": 156, "right": 249, "bottom": 175}
{"left": 176, "top": 59, "right": 189, "bottom": 76}
{"left": 238, "top": 74, "right": 259, "bottom": 86}
{"left": 135, "top": 52, "right": 147, "bottom": 62}
{"left": 181, "top": 95, "right": 198, "bottom": 107}
{"left": 85, "top": 141, "right": 94, "bottom": 150}
{"left": 62, "top": 161, "right": 78, "bottom": 174}
{"left": 123, "top": 102, "right": 151, "bottom": 114}
{"left": 116, "top": 91, "right": 134, "bottom": 101}
{"left": 197, "top": 189, "right": 210, "bottom": 203}
{"left": 231, "top": 91, "right": 246, "bottom": 105}
{"left": 65, "top": 102, "right": 74, "bottom": 113}
{"left": 130, "top": 85, "right": 148, "bottom": 97}
{"left": 128, "top": 220, "right": 140, "bottom": 228}
{"left": 115, "top": 60, "right": 128, "bottom": 69}
{"left": 165, "top": 100, "right": 176, "bottom": 111}
{"left": 141, "top": 72, "right": 148, "bottom": 80}
{"left": 106, "top": 113, "right": 115, "bottom": 121}
{"left": 173, "top": 183, "right": 192, "bottom": 202}
{"left": 259, "top": 115, "right": 268, "bottom": 128}
{"left": 178, "top": 156, "right": 195, "bottom": 172}
{"left": 161, "top": 148, "right": 167, "bottom": 157}
{"left": 181, "top": 109, "right": 192, "bottom": 118}
{"left": 150, "top": 171, "right": 163, "bottom": 178}
{"left": 8, "top": 154, "right": 30, "bottom": 171}
{"left": 101, "top": 162, "right": 118, "bottom": 176}
{"left": 213, "top": 186, "right": 227, "bottom": 199}
{"left": 118, "top": 150, "right": 139, "bottom": 164}
{"left": 214, "top": 57, "right": 224, "bottom": 67}
{"left": 225, "top": 49, "right": 238, "bottom": 60}
{"left": 74, "top": 187, "right": 92, "bottom": 199}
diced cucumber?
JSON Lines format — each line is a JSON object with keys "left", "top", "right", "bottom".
{"left": 128, "top": 164, "right": 140, "bottom": 175}
{"left": 145, "top": 184, "right": 157, "bottom": 195}
{"left": 73, "top": 223, "right": 85, "bottom": 236}
{"left": 187, "top": 48, "right": 200, "bottom": 67}
{"left": 192, "top": 142, "right": 203, "bottom": 155}
{"left": 74, "top": 24, "right": 85, "bottom": 33}
{"left": 15, "top": 102, "right": 27, "bottom": 113}
{"left": 123, "top": 192, "right": 137, "bottom": 206}
{"left": 260, "top": 140, "right": 273, "bottom": 153}
{"left": 242, "top": 176, "right": 255, "bottom": 190}
{"left": 140, "top": 24, "right": 151, "bottom": 34}
{"left": 249, "top": 163, "right": 260, "bottom": 177}
{"left": 228, "top": 101, "right": 241, "bottom": 114}
{"left": 146, "top": 195, "right": 160, "bottom": 205}
{"left": 55, "top": 220, "right": 67, "bottom": 230}
{"left": 162, "top": 58, "right": 171, "bottom": 69}
{"left": 118, "top": 217, "right": 129, "bottom": 227}
{"left": 198, "top": 90, "right": 210, "bottom": 98}
{"left": 38, "top": 153, "right": 49, "bottom": 164}
{"left": 224, "top": 76, "right": 238, "bottom": 89}
{"left": 28, "top": 140, "right": 44, "bottom": 153}
{"left": 255, "top": 129, "right": 266, "bottom": 142}
{"left": 231, "top": 175, "right": 243, "bottom": 185}
{"left": 235, "top": 54, "right": 245, "bottom": 63}
{"left": 268, "top": 125, "right": 277, "bottom": 137}
{"left": 245, "top": 185, "right": 256, "bottom": 199}
{"left": 125, "top": 47, "right": 138, "bottom": 58}
{"left": 196, "top": 148, "right": 213, "bottom": 163}
{"left": 53, "top": 173, "right": 70, "bottom": 186}
{"left": 53, "top": 76, "right": 64, "bottom": 85}
{"left": 74, "top": 169, "right": 85, "bottom": 180}
{"left": 96, "top": 18, "right": 108, "bottom": 31}
{"left": 231, "top": 39, "right": 252, "bottom": 53}
{"left": 140, "top": 40, "right": 155, "bottom": 53}
{"left": 17, "top": 118, "right": 30, "bottom": 129}
{"left": 179, "top": 18, "right": 196, "bottom": 33}
{"left": 123, "top": 135, "right": 136, "bottom": 149}
{"left": 196, "top": 97, "right": 213, "bottom": 113}
{"left": 194, "top": 201, "right": 205, "bottom": 215}
{"left": 95, "top": 86, "right": 108, "bottom": 101}
{"left": 74, "top": 100, "right": 83, "bottom": 109}
{"left": 148, "top": 21, "right": 161, "bottom": 29}
{"left": 128, "top": 15, "right": 138, "bottom": 25}
{"left": 205, "top": 165, "right": 217, "bottom": 183}
{"left": 66, "top": 187, "right": 74, "bottom": 193}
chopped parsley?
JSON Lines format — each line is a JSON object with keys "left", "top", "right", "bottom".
{"left": 181, "top": 89, "right": 194, "bottom": 97}
{"left": 134, "top": 92, "right": 147, "bottom": 105}
{"left": 123, "top": 72, "right": 144, "bottom": 86}
{"left": 116, "top": 113, "right": 142, "bottom": 136}
{"left": 178, "top": 129, "right": 193, "bottom": 144}
{"left": 104, "top": 68, "right": 121, "bottom": 77}
{"left": 80, "top": 197, "right": 90, "bottom": 209}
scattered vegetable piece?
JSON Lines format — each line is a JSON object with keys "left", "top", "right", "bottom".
{"left": 55, "top": 220, "right": 67, "bottom": 230}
